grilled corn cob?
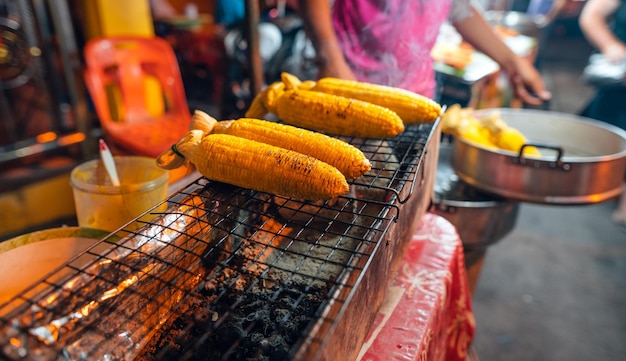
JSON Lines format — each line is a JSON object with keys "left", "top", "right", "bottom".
{"left": 310, "top": 77, "right": 442, "bottom": 124}
{"left": 165, "top": 130, "right": 349, "bottom": 200}
{"left": 193, "top": 111, "right": 371, "bottom": 178}
{"left": 155, "top": 146, "right": 187, "bottom": 170}
{"left": 245, "top": 78, "right": 319, "bottom": 118}
{"left": 189, "top": 109, "right": 216, "bottom": 134}
{"left": 246, "top": 93, "right": 268, "bottom": 118}
{"left": 244, "top": 81, "right": 285, "bottom": 118}
{"left": 298, "top": 80, "right": 317, "bottom": 90}
{"left": 281, "top": 72, "right": 302, "bottom": 89}
{"left": 275, "top": 89, "right": 405, "bottom": 138}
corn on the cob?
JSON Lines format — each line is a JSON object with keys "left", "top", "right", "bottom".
{"left": 457, "top": 122, "right": 498, "bottom": 149}
{"left": 191, "top": 110, "right": 371, "bottom": 178}
{"left": 169, "top": 130, "right": 349, "bottom": 200}
{"left": 494, "top": 127, "right": 542, "bottom": 157}
{"left": 470, "top": 110, "right": 541, "bottom": 156}
{"left": 243, "top": 81, "right": 286, "bottom": 118}
{"left": 156, "top": 147, "right": 187, "bottom": 170}
{"left": 262, "top": 81, "right": 285, "bottom": 114}
{"left": 189, "top": 109, "right": 218, "bottom": 134}
{"left": 298, "top": 80, "right": 317, "bottom": 90}
{"left": 245, "top": 93, "right": 268, "bottom": 118}
{"left": 275, "top": 89, "right": 405, "bottom": 138}
{"left": 310, "top": 77, "right": 442, "bottom": 124}
{"left": 442, "top": 106, "right": 542, "bottom": 157}
{"left": 214, "top": 117, "right": 372, "bottom": 178}
{"left": 281, "top": 72, "right": 302, "bottom": 90}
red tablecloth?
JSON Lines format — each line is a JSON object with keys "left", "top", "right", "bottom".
{"left": 358, "top": 213, "right": 476, "bottom": 361}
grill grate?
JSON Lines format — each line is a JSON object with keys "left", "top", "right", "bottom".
{"left": 0, "top": 122, "right": 437, "bottom": 361}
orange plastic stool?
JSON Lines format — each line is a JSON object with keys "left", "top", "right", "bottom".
{"left": 83, "top": 36, "right": 192, "bottom": 158}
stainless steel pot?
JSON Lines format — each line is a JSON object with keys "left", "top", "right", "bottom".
{"left": 451, "top": 108, "right": 626, "bottom": 204}
{"left": 430, "top": 140, "right": 519, "bottom": 251}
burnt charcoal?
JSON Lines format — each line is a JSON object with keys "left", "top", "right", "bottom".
{"left": 136, "top": 279, "right": 327, "bottom": 361}
{"left": 135, "top": 187, "right": 336, "bottom": 360}
{"left": 199, "top": 186, "right": 270, "bottom": 269}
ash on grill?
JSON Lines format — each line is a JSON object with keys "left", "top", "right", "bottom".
{"left": 0, "top": 124, "right": 437, "bottom": 361}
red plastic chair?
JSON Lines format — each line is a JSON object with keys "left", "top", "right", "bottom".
{"left": 83, "top": 36, "right": 192, "bottom": 158}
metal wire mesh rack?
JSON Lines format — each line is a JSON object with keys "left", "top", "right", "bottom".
{"left": 0, "top": 122, "right": 439, "bottom": 361}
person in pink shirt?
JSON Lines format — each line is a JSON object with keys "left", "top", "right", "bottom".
{"left": 296, "top": 0, "right": 551, "bottom": 105}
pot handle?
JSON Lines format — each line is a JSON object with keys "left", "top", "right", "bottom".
{"left": 514, "top": 143, "right": 566, "bottom": 168}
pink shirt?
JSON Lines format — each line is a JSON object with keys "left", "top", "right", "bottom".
{"left": 332, "top": 0, "right": 453, "bottom": 98}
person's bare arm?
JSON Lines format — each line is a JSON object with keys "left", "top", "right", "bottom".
{"left": 579, "top": 0, "right": 626, "bottom": 63}
{"left": 296, "top": 0, "right": 355, "bottom": 79}
{"left": 546, "top": 0, "right": 567, "bottom": 23}
{"left": 534, "top": 0, "right": 567, "bottom": 26}
{"left": 452, "top": 5, "right": 551, "bottom": 105}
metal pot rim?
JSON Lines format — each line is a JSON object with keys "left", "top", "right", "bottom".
{"left": 455, "top": 136, "right": 626, "bottom": 162}
{"left": 468, "top": 108, "right": 626, "bottom": 162}
{"left": 432, "top": 196, "right": 515, "bottom": 208}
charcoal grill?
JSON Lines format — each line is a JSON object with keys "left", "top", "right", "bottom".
{"left": 0, "top": 121, "right": 440, "bottom": 361}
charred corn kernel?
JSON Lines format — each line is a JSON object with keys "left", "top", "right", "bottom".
{"left": 212, "top": 117, "right": 372, "bottom": 178}
{"left": 173, "top": 131, "right": 350, "bottom": 200}
{"left": 275, "top": 89, "right": 405, "bottom": 138}
{"left": 262, "top": 81, "right": 285, "bottom": 114}
{"left": 311, "top": 77, "right": 442, "bottom": 124}
{"left": 245, "top": 93, "right": 268, "bottom": 118}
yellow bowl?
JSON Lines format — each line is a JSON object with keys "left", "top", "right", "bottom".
{"left": 0, "top": 227, "right": 112, "bottom": 307}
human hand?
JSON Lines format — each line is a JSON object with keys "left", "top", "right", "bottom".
{"left": 316, "top": 56, "right": 357, "bottom": 80}
{"left": 505, "top": 56, "right": 552, "bottom": 106}
{"left": 603, "top": 42, "right": 626, "bottom": 63}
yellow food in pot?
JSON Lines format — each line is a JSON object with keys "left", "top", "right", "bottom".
{"left": 442, "top": 104, "right": 541, "bottom": 157}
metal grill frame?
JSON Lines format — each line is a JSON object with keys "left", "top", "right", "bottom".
{"left": 0, "top": 121, "right": 440, "bottom": 361}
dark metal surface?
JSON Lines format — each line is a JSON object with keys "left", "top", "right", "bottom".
{"left": 0, "top": 0, "right": 91, "bottom": 164}
{"left": 0, "top": 122, "right": 439, "bottom": 361}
